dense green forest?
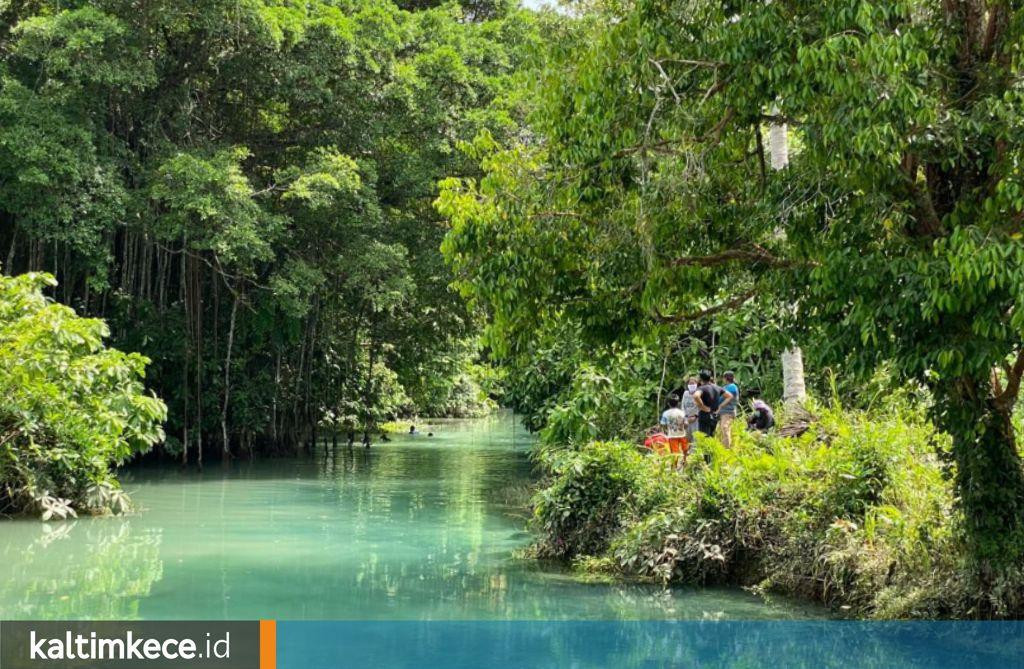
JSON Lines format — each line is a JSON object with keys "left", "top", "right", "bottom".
{"left": 0, "top": 0, "right": 550, "bottom": 469}
{"left": 438, "top": 0, "right": 1024, "bottom": 616}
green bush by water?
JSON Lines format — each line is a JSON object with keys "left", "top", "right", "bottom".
{"left": 0, "top": 273, "right": 166, "bottom": 519}
{"left": 532, "top": 440, "right": 681, "bottom": 559}
{"left": 531, "top": 403, "right": 1024, "bottom": 618}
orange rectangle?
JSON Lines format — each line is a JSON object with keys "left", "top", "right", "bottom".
{"left": 260, "top": 619, "right": 276, "bottom": 669}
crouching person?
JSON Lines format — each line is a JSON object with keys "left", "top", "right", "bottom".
{"left": 747, "top": 399, "right": 775, "bottom": 432}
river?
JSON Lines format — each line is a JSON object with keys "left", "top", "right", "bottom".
{"left": 0, "top": 412, "right": 823, "bottom": 620}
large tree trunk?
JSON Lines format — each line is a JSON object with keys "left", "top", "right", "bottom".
{"left": 933, "top": 378, "right": 1024, "bottom": 583}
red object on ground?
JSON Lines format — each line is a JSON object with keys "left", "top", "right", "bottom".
{"left": 644, "top": 432, "right": 669, "bottom": 452}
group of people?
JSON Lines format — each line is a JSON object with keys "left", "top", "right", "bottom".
{"left": 345, "top": 424, "right": 435, "bottom": 448}
{"left": 655, "top": 370, "right": 775, "bottom": 459}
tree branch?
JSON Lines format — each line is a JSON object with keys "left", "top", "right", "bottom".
{"left": 754, "top": 125, "right": 767, "bottom": 190}
{"left": 995, "top": 349, "right": 1024, "bottom": 409}
{"left": 760, "top": 113, "right": 803, "bottom": 126}
{"left": 705, "top": 107, "right": 735, "bottom": 142}
{"left": 657, "top": 58, "right": 725, "bottom": 69}
{"left": 533, "top": 210, "right": 583, "bottom": 219}
{"left": 671, "top": 244, "right": 808, "bottom": 269}
{"left": 611, "top": 108, "right": 736, "bottom": 160}
{"left": 612, "top": 138, "right": 686, "bottom": 159}
{"left": 901, "top": 153, "right": 944, "bottom": 237}
{"left": 653, "top": 289, "right": 756, "bottom": 323}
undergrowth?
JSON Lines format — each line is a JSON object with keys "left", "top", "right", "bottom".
{"left": 530, "top": 402, "right": 1024, "bottom": 618}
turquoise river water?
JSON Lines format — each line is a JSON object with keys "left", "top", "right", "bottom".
{"left": 0, "top": 413, "right": 824, "bottom": 620}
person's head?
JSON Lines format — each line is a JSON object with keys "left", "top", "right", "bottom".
{"left": 428, "top": 432, "right": 434, "bottom": 437}
{"left": 667, "top": 394, "right": 680, "bottom": 408}
{"left": 724, "top": 370, "right": 735, "bottom": 383}
{"left": 699, "top": 370, "right": 712, "bottom": 383}
{"left": 686, "top": 377, "right": 698, "bottom": 392}
{"left": 409, "top": 425, "right": 416, "bottom": 433}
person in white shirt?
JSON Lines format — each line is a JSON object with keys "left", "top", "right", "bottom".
{"left": 659, "top": 394, "right": 690, "bottom": 463}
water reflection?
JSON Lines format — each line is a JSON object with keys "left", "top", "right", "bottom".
{"left": 0, "top": 519, "right": 163, "bottom": 619}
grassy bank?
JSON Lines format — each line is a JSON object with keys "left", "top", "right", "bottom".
{"left": 530, "top": 404, "right": 1024, "bottom": 619}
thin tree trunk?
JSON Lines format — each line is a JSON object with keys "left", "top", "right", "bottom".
{"left": 196, "top": 372, "right": 203, "bottom": 468}
{"left": 769, "top": 107, "right": 806, "bottom": 408}
{"left": 363, "top": 339, "right": 376, "bottom": 448}
{"left": 195, "top": 258, "right": 203, "bottom": 470}
{"left": 5, "top": 226, "right": 16, "bottom": 273}
{"left": 292, "top": 329, "right": 307, "bottom": 449}
{"left": 272, "top": 349, "right": 281, "bottom": 442}
{"left": 656, "top": 344, "right": 670, "bottom": 416}
{"left": 781, "top": 347, "right": 807, "bottom": 406}
{"left": 181, "top": 241, "right": 189, "bottom": 467}
{"left": 221, "top": 291, "right": 238, "bottom": 459}
{"left": 769, "top": 106, "right": 788, "bottom": 170}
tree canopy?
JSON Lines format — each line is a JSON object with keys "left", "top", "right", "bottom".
{"left": 0, "top": 0, "right": 553, "bottom": 462}
{"left": 438, "top": 0, "right": 1024, "bottom": 571}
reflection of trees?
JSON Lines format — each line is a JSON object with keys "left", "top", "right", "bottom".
{"left": 309, "top": 442, "right": 516, "bottom": 618}
{"left": 0, "top": 520, "right": 163, "bottom": 619}
{"left": 304, "top": 430, "right": 712, "bottom": 620}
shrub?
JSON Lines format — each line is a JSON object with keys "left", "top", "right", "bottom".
{"left": 0, "top": 272, "right": 166, "bottom": 519}
{"left": 531, "top": 441, "right": 682, "bottom": 559}
{"left": 533, "top": 402, "right": 1024, "bottom": 618}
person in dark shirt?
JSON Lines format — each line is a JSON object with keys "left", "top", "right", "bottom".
{"left": 693, "top": 370, "right": 725, "bottom": 437}
{"left": 747, "top": 399, "right": 775, "bottom": 432}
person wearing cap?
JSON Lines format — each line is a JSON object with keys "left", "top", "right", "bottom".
{"left": 717, "top": 371, "right": 739, "bottom": 448}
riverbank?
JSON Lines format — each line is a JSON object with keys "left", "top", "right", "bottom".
{"left": 529, "top": 404, "right": 1024, "bottom": 620}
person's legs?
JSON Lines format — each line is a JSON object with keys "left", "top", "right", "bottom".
{"left": 668, "top": 436, "right": 686, "bottom": 470}
{"left": 718, "top": 413, "right": 734, "bottom": 447}
{"left": 697, "top": 413, "right": 715, "bottom": 437}
{"left": 686, "top": 419, "right": 698, "bottom": 445}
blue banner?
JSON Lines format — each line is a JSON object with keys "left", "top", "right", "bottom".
{"left": 278, "top": 621, "right": 1024, "bottom": 669}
